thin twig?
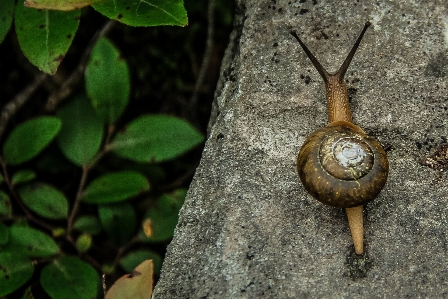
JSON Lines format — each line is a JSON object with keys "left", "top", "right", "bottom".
{"left": 0, "top": 215, "right": 26, "bottom": 222}
{"left": 160, "top": 165, "right": 198, "bottom": 192}
{"left": 190, "top": 0, "right": 216, "bottom": 123}
{"left": 66, "top": 165, "right": 89, "bottom": 237}
{"left": 0, "top": 73, "right": 47, "bottom": 138}
{"left": 82, "top": 253, "right": 103, "bottom": 272}
{"left": 113, "top": 235, "right": 140, "bottom": 266}
{"left": 66, "top": 124, "right": 115, "bottom": 237}
{"left": 45, "top": 20, "right": 115, "bottom": 112}
{"left": 0, "top": 158, "right": 54, "bottom": 232}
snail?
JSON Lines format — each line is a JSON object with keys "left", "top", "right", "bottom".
{"left": 290, "top": 22, "right": 388, "bottom": 255}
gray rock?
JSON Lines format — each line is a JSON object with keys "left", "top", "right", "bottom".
{"left": 153, "top": 1, "right": 448, "bottom": 298}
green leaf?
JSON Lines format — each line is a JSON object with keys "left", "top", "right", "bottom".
{"left": 11, "top": 170, "right": 36, "bottom": 185}
{"left": 105, "top": 260, "right": 153, "bottom": 299}
{"left": 0, "top": 252, "right": 34, "bottom": 297}
{"left": 41, "top": 256, "right": 99, "bottom": 299}
{"left": 0, "top": 191, "right": 11, "bottom": 217}
{"left": 75, "top": 233, "right": 92, "bottom": 253}
{"left": 25, "top": 0, "right": 99, "bottom": 10}
{"left": 98, "top": 203, "right": 136, "bottom": 245}
{"left": 0, "top": 222, "right": 8, "bottom": 245}
{"left": 119, "top": 249, "right": 162, "bottom": 275}
{"left": 93, "top": 0, "right": 187, "bottom": 27}
{"left": 73, "top": 215, "right": 102, "bottom": 235}
{"left": 110, "top": 115, "right": 204, "bottom": 163}
{"left": 85, "top": 38, "right": 130, "bottom": 124}
{"left": 14, "top": 5, "right": 80, "bottom": 74}
{"left": 8, "top": 224, "right": 59, "bottom": 257}
{"left": 140, "top": 189, "right": 186, "bottom": 242}
{"left": 18, "top": 182, "right": 68, "bottom": 220}
{"left": 82, "top": 171, "right": 149, "bottom": 204}
{"left": 0, "top": 0, "right": 15, "bottom": 43}
{"left": 57, "top": 95, "right": 104, "bottom": 166}
{"left": 3, "top": 117, "right": 61, "bottom": 165}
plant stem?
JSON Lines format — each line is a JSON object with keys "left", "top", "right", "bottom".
{"left": 0, "top": 73, "right": 47, "bottom": 138}
{"left": 189, "top": 0, "right": 216, "bottom": 125}
{"left": 0, "top": 158, "right": 54, "bottom": 232}
{"left": 66, "top": 125, "right": 115, "bottom": 237}
{"left": 66, "top": 165, "right": 89, "bottom": 237}
{"left": 113, "top": 235, "right": 140, "bottom": 266}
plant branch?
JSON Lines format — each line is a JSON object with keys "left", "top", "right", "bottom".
{"left": 45, "top": 20, "right": 115, "bottom": 112}
{"left": 113, "top": 235, "right": 140, "bottom": 266}
{"left": 161, "top": 165, "right": 198, "bottom": 192}
{"left": 190, "top": 0, "right": 216, "bottom": 123}
{"left": 66, "top": 124, "right": 115, "bottom": 237}
{"left": 0, "top": 73, "right": 48, "bottom": 139}
{"left": 0, "top": 158, "right": 54, "bottom": 232}
{"left": 66, "top": 165, "right": 89, "bottom": 238}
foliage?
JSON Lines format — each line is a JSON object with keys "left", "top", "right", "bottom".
{"left": 14, "top": 5, "right": 81, "bottom": 74}
{"left": 40, "top": 256, "right": 100, "bottom": 299}
{"left": 7, "top": 0, "right": 188, "bottom": 74}
{"left": 0, "top": 0, "right": 212, "bottom": 298}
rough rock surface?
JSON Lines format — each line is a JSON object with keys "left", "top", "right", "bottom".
{"left": 153, "top": 1, "right": 448, "bottom": 298}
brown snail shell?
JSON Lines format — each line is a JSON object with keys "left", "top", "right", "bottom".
{"left": 297, "top": 121, "right": 389, "bottom": 208}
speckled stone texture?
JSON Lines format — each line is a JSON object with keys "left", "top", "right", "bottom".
{"left": 153, "top": 1, "right": 448, "bottom": 298}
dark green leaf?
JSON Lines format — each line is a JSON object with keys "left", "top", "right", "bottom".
{"left": 85, "top": 38, "right": 130, "bottom": 123}
{"left": 8, "top": 224, "right": 59, "bottom": 257}
{"left": 0, "top": 222, "right": 8, "bottom": 245}
{"left": 0, "top": 191, "right": 11, "bottom": 217}
{"left": 11, "top": 170, "right": 36, "bottom": 185}
{"left": 98, "top": 203, "right": 136, "bottom": 245}
{"left": 18, "top": 182, "right": 68, "bottom": 219}
{"left": 110, "top": 115, "right": 204, "bottom": 163}
{"left": 110, "top": 158, "right": 167, "bottom": 183}
{"left": 73, "top": 215, "right": 102, "bottom": 235}
{"left": 57, "top": 95, "right": 104, "bottom": 165}
{"left": 3, "top": 117, "right": 61, "bottom": 165}
{"left": 0, "top": 0, "right": 15, "bottom": 43}
{"left": 119, "top": 249, "right": 162, "bottom": 275}
{"left": 82, "top": 171, "right": 149, "bottom": 204}
{"left": 140, "top": 189, "right": 186, "bottom": 242}
{"left": 0, "top": 252, "right": 34, "bottom": 297}
{"left": 93, "top": 0, "right": 187, "bottom": 27}
{"left": 41, "top": 256, "right": 99, "bottom": 299}
{"left": 14, "top": 5, "right": 80, "bottom": 74}
{"left": 25, "top": 0, "right": 99, "bottom": 10}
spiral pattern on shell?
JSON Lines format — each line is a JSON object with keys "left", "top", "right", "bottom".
{"left": 297, "top": 121, "right": 389, "bottom": 208}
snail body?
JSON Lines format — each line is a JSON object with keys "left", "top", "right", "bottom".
{"left": 290, "top": 22, "right": 389, "bottom": 254}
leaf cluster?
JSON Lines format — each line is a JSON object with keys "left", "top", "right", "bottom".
{"left": 0, "top": 1, "right": 210, "bottom": 298}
